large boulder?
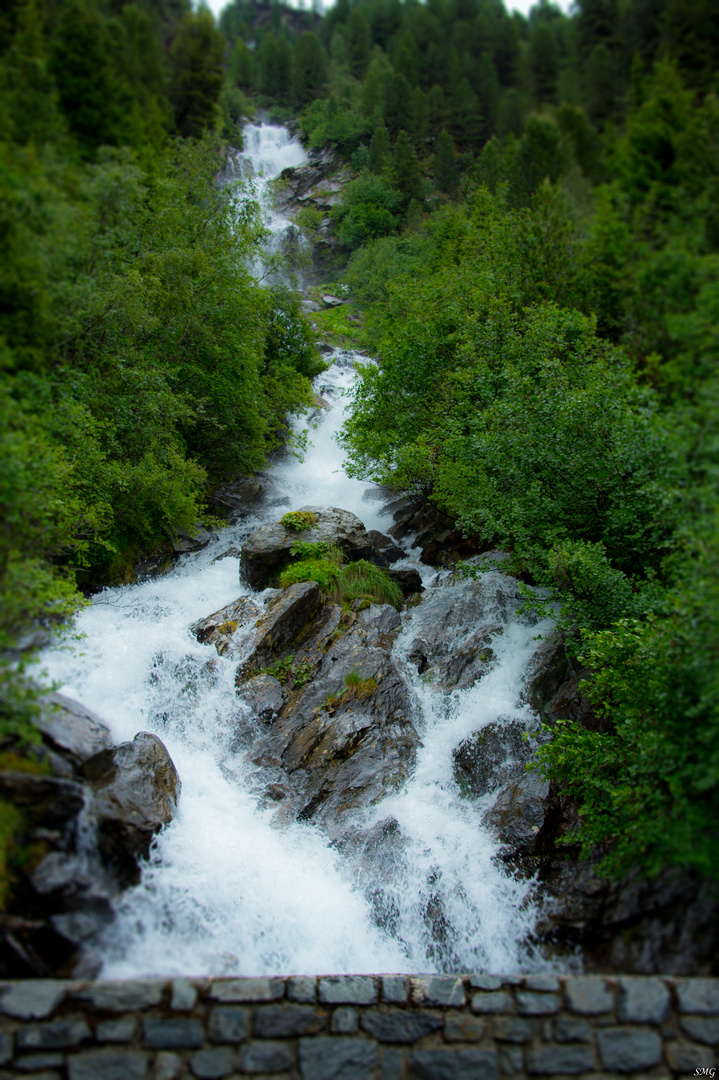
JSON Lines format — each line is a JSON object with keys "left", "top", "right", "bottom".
{"left": 83, "top": 733, "right": 181, "bottom": 887}
{"left": 37, "top": 693, "right": 113, "bottom": 765}
{"left": 190, "top": 596, "right": 262, "bottom": 656}
{"left": 240, "top": 506, "right": 403, "bottom": 589}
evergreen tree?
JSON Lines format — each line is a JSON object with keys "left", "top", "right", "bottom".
{"left": 369, "top": 122, "right": 391, "bottom": 175}
{"left": 345, "top": 9, "right": 370, "bottom": 79}
{"left": 49, "top": 1, "right": 128, "bottom": 152}
{"left": 391, "top": 129, "right": 424, "bottom": 207}
{"left": 292, "top": 31, "right": 327, "bottom": 104}
{"left": 385, "top": 72, "right": 414, "bottom": 139}
{"left": 230, "top": 39, "right": 255, "bottom": 89}
{"left": 529, "top": 23, "right": 559, "bottom": 106}
{"left": 435, "top": 128, "right": 460, "bottom": 197}
{"left": 170, "top": 9, "right": 224, "bottom": 138}
{"left": 583, "top": 43, "right": 617, "bottom": 125}
{"left": 476, "top": 52, "right": 499, "bottom": 136}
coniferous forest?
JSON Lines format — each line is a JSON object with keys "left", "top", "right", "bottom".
{"left": 1, "top": 0, "right": 719, "bottom": 893}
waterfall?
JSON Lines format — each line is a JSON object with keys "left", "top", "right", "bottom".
{"left": 40, "top": 127, "right": 571, "bottom": 979}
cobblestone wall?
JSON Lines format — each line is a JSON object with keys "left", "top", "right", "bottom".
{"left": 0, "top": 974, "right": 717, "bottom": 1079}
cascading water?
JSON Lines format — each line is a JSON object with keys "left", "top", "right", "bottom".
{"left": 41, "top": 126, "right": 571, "bottom": 978}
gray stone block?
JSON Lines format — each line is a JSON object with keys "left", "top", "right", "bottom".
{"left": 444, "top": 1015, "right": 486, "bottom": 1042}
{"left": 0, "top": 981, "right": 65, "bottom": 1020}
{"left": 190, "top": 1046, "right": 235, "bottom": 1078}
{"left": 410, "top": 976, "right": 465, "bottom": 1007}
{"left": 516, "top": 992, "right": 561, "bottom": 1016}
{"left": 96, "top": 1017, "right": 136, "bottom": 1043}
{"left": 288, "top": 977, "right": 316, "bottom": 1003}
{"left": 527, "top": 1045, "right": 595, "bottom": 1074}
{"left": 143, "top": 1018, "right": 204, "bottom": 1049}
{"left": 74, "top": 980, "right": 165, "bottom": 1012}
{"left": 677, "top": 980, "right": 719, "bottom": 1015}
{"left": 239, "top": 1041, "right": 294, "bottom": 1073}
{"left": 470, "top": 991, "right": 513, "bottom": 1014}
{"left": 299, "top": 1036, "right": 377, "bottom": 1080}
{"left": 67, "top": 1050, "right": 149, "bottom": 1080}
{"left": 253, "top": 1004, "right": 326, "bottom": 1038}
{"left": 18, "top": 1020, "right": 92, "bottom": 1050}
{"left": 332, "top": 1007, "right": 358, "bottom": 1034}
{"left": 554, "top": 1017, "right": 592, "bottom": 1043}
{"left": 209, "top": 978, "right": 284, "bottom": 1003}
{"left": 155, "top": 1052, "right": 182, "bottom": 1080}
{"left": 381, "top": 977, "right": 409, "bottom": 1004}
{"left": 14, "top": 1052, "right": 64, "bottom": 1071}
{"left": 617, "top": 977, "right": 671, "bottom": 1024}
{"left": 170, "top": 978, "right": 197, "bottom": 1012}
{"left": 564, "top": 976, "right": 614, "bottom": 1016}
{"left": 666, "top": 1040, "right": 716, "bottom": 1071}
{"left": 360, "top": 1009, "right": 444, "bottom": 1043}
{"left": 318, "top": 976, "right": 378, "bottom": 1005}
{"left": 523, "top": 975, "right": 560, "bottom": 992}
{"left": 597, "top": 1027, "right": 662, "bottom": 1071}
{"left": 680, "top": 1016, "right": 719, "bottom": 1044}
{"left": 208, "top": 1006, "right": 249, "bottom": 1043}
{"left": 408, "top": 1048, "right": 498, "bottom": 1080}
{"left": 468, "top": 976, "right": 503, "bottom": 991}
{"left": 499, "top": 1045, "right": 524, "bottom": 1074}
{"left": 382, "top": 1047, "right": 404, "bottom": 1080}
{"left": 493, "top": 1017, "right": 537, "bottom": 1043}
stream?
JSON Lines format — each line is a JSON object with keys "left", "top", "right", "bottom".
{"left": 41, "top": 124, "right": 568, "bottom": 979}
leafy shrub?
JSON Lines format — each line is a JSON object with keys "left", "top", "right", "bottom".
{"left": 338, "top": 559, "right": 403, "bottom": 609}
{"left": 280, "top": 511, "right": 318, "bottom": 532}
{"left": 279, "top": 557, "right": 340, "bottom": 592}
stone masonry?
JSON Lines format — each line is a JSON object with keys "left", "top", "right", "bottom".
{"left": 0, "top": 975, "right": 716, "bottom": 1079}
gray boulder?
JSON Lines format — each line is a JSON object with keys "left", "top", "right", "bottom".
{"left": 239, "top": 506, "right": 405, "bottom": 590}
{"left": 37, "top": 693, "right": 113, "bottom": 765}
{"left": 191, "top": 596, "right": 262, "bottom": 656}
{"left": 239, "top": 675, "right": 285, "bottom": 720}
{"left": 83, "top": 733, "right": 181, "bottom": 887}
{"left": 453, "top": 720, "right": 533, "bottom": 799}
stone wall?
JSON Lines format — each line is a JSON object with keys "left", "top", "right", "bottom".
{"left": 0, "top": 974, "right": 717, "bottom": 1078}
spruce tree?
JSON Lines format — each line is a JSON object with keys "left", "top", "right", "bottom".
{"left": 391, "top": 129, "right": 424, "bottom": 207}
{"left": 435, "top": 129, "right": 460, "bottom": 197}
{"left": 369, "top": 123, "right": 391, "bottom": 175}
{"left": 170, "top": 10, "right": 224, "bottom": 138}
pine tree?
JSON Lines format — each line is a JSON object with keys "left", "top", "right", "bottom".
{"left": 170, "top": 10, "right": 224, "bottom": 139}
{"left": 435, "top": 129, "right": 460, "bottom": 197}
{"left": 530, "top": 23, "right": 559, "bottom": 106}
{"left": 292, "top": 32, "right": 327, "bottom": 104}
{"left": 345, "top": 9, "right": 370, "bottom": 79}
{"left": 385, "top": 72, "right": 414, "bottom": 139}
{"left": 369, "top": 122, "right": 391, "bottom": 174}
{"left": 391, "top": 129, "right": 424, "bottom": 207}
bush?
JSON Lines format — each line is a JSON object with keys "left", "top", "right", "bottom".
{"left": 280, "top": 511, "right": 318, "bottom": 532}
{"left": 279, "top": 557, "right": 340, "bottom": 592}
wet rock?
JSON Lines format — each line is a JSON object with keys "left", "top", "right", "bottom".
{"left": 31, "top": 853, "right": 89, "bottom": 897}
{"left": 453, "top": 721, "right": 534, "bottom": 799}
{"left": 84, "top": 733, "right": 181, "bottom": 887}
{"left": 171, "top": 526, "right": 213, "bottom": 555}
{"left": 239, "top": 675, "right": 284, "bottom": 720}
{"left": 37, "top": 694, "right": 113, "bottom": 765}
{"left": 485, "top": 771, "right": 550, "bottom": 849}
{"left": 321, "top": 294, "right": 344, "bottom": 307}
{"left": 190, "top": 596, "right": 262, "bottom": 656}
{"left": 0, "top": 773, "right": 85, "bottom": 828}
{"left": 387, "top": 568, "right": 423, "bottom": 595}
{"left": 254, "top": 581, "right": 322, "bottom": 655}
{"left": 211, "top": 476, "right": 264, "bottom": 517}
{"left": 248, "top": 617, "right": 420, "bottom": 838}
{"left": 365, "top": 530, "right": 405, "bottom": 567}
{"left": 241, "top": 506, "right": 395, "bottom": 589}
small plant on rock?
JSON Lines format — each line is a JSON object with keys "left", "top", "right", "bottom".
{"left": 280, "top": 511, "right": 318, "bottom": 532}
{"left": 338, "top": 560, "right": 403, "bottom": 609}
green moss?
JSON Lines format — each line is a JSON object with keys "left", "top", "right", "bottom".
{"left": 0, "top": 800, "right": 24, "bottom": 911}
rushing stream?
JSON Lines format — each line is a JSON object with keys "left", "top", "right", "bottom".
{"left": 42, "top": 124, "right": 566, "bottom": 978}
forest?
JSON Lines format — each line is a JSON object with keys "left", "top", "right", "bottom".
{"left": 1, "top": 0, "right": 718, "bottom": 886}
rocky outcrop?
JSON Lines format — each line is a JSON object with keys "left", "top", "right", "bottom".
{"left": 239, "top": 506, "right": 404, "bottom": 590}
{"left": 83, "top": 733, "right": 181, "bottom": 888}
{"left": 0, "top": 694, "right": 180, "bottom": 978}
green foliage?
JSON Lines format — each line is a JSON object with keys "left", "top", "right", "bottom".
{"left": 289, "top": 540, "right": 343, "bottom": 564}
{"left": 280, "top": 511, "right": 318, "bottom": 532}
{"left": 170, "top": 10, "right": 225, "bottom": 139}
{"left": 279, "top": 557, "right": 340, "bottom": 593}
{"left": 337, "top": 560, "right": 403, "bottom": 609}
{"left": 0, "top": 799, "right": 23, "bottom": 911}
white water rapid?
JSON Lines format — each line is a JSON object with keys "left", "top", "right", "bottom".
{"left": 41, "top": 126, "right": 569, "bottom": 979}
